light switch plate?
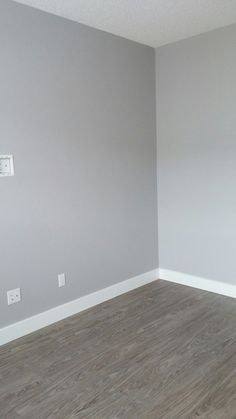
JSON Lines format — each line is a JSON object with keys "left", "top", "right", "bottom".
{"left": 0, "top": 155, "right": 14, "bottom": 177}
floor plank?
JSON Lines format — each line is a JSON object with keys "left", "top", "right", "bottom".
{"left": 0, "top": 280, "right": 236, "bottom": 418}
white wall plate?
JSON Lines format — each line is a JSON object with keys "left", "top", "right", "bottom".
{"left": 0, "top": 155, "right": 14, "bottom": 177}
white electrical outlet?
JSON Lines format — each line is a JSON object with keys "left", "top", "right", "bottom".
{"left": 7, "top": 288, "right": 21, "bottom": 305}
{"left": 58, "top": 273, "right": 66, "bottom": 288}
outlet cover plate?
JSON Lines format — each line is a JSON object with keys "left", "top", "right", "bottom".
{"left": 0, "top": 155, "right": 14, "bottom": 177}
{"left": 58, "top": 273, "right": 66, "bottom": 288}
{"left": 7, "top": 288, "right": 21, "bottom": 305}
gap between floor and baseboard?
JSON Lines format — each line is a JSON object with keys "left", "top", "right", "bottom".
{"left": 159, "top": 268, "right": 236, "bottom": 300}
{"left": 1, "top": 267, "right": 236, "bottom": 346}
{"left": 0, "top": 269, "right": 158, "bottom": 346}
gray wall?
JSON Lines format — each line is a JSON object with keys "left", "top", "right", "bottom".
{"left": 0, "top": 0, "right": 158, "bottom": 327}
{"left": 157, "top": 23, "right": 236, "bottom": 284}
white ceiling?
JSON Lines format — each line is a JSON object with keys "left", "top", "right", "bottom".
{"left": 13, "top": 0, "right": 236, "bottom": 47}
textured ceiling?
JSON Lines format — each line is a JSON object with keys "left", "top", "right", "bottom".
{"left": 13, "top": 0, "right": 236, "bottom": 47}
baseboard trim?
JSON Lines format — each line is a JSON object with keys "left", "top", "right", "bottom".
{"left": 0, "top": 269, "right": 158, "bottom": 346}
{"left": 159, "top": 268, "right": 236, "bottom": 299}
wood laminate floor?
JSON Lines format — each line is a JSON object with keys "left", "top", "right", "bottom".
{"left": 0, "top": 280, "right": 236, "bottom": 419}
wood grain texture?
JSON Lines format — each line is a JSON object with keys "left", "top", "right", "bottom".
{"left": 0, "top": 280, "right": 236, "bottom": 418}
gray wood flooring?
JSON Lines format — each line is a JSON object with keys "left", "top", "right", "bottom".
{"left": 0, "top": 280, "right": 236, "bottom": 418}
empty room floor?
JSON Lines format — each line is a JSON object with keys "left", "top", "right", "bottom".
{"left": 1, "top": 280, "right": 236, "bottom": 419}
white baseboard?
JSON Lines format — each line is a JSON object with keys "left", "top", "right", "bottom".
{"left": 3, "top": 267, "right": 234, "bottom": 347}
{"left": 0, "top": 269, "right": 158, "bottom": 346}
{"left": 159, "top": 268, "right": 236, "bottom": 299}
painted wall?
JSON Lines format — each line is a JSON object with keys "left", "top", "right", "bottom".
{"left": 157, "top": 23, "right": 236, "bottom": 284}
{"left": 0, "top": 0, "right": 157, "bottom": 327}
